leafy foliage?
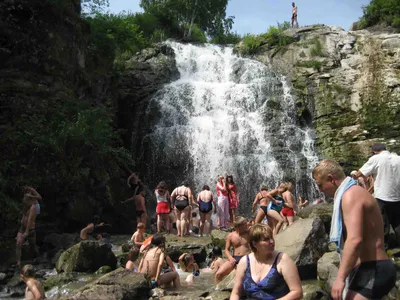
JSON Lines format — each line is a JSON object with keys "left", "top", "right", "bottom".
{"left": 238, "top": 22, "right": 294, "bottom": 55}
{"left": 359, "top": 0, "right": 400, "bottom": 28}
{"left": 140, "top": 0, "right": 231, "bottom": 41}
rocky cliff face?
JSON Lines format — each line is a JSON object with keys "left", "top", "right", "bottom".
{"left": 245, "top": 25, "right": 400, "bottom": 169}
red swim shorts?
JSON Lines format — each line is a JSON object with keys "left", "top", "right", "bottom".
{"left": 281, "top": 207, "right": 295, "bottom": 217}
{"left": 156, "top": 202, "right": 170, "bottom": 214}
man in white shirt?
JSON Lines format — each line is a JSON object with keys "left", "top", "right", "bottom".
{"left": 355, "top": 143, "right": 400, "bottom": 247}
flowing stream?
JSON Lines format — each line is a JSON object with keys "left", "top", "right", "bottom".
{"left": 143, "top": 41, "right": 321, "bottom": 215}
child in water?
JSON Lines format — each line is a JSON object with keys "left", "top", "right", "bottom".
{"left": 20, "top": 264, "right": 46, "bottom": 300}
{"left": 179, "top": 253, "right": 200, "bottom": 284}
{"left": 131, "top": 222, "right": 145, "bottom": 248}
{"left": 125, "top": 247, "right": 140, "bottom": 272}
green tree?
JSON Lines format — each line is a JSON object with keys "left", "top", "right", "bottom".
{"left": 82, "top": 0, "right": 109, "bottom": 15}
{"left": 140, "top": 0, "right": 231, "bottom": 39}
{"left": 360, "top": 0, "right": 400, "bottom": 28}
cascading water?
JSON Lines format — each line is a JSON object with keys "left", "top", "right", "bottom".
{"left": 143, "top": 41, "right": 322, "bottom": 216}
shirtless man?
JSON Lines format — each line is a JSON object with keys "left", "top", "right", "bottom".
{"left": 131, "top": 222, "right": 146, "bottom": 248}
{"left": 80, "top": 215, "right": 107, "bottom": 240}
{"left": 291, "top": 2, "right": 298, "bottom": 28}
{"left": 197, "top": 185, "right": 216, "bottom": 236}
{"left": 127, "top": 171, "right": 141, "bottom": 196}
{"left": 16, "top": 195, "right": 40, "bottom": 268}
{"left": 215, "top": 216, "right": 251, "bottom": 281}
{"left": 123, "top": 187, "right": 147, "bottom": 226}
{"left": 139, "top": 234, "right": 180, "bottom": 288}
{"left": 313, "top": 160, "right": 396, "bottom": 300}
{"left": 282, "top": 182, "right": 296, "bottom": 227}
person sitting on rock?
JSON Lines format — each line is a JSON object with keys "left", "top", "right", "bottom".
{"left": 125, "top": 248, "right": 140, "bottom": 272}
{"left": 209, "top": 246, "right": 226, "bottom": 273}
{"left": 131, "top": 222, "right": 146, "bottom": 248}
{"left": 20, "top": 264, "right": 46, "bottom": 300}
{"left": 139, "top": 234, "right": 180, "bottom": 289}
{"left": 80, "top": 215, "right": 108, "bottom": 240}
{"left": 179, "top": 253, "right": 200, "bottom": 284}
{"left": 230, "top": 224, "right": 302, "bottom": 300}
{"left": 215, "top": 216, "right": 251, "bottom": 281}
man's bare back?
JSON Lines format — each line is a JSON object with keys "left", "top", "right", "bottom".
{"left": 343, "top": 185, "right": 387, "bottom": 263}
{"left": 139, "top": 247, "right": 164, "bottom": 280}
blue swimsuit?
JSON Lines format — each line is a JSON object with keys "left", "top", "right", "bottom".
{"left": 243, "top": 253, "right": 289, "bottom": 300}
{"left": 269, "top": 196, "right": 284, "bottom": 213}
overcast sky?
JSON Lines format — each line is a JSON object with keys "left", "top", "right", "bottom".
{"left": 107, "top": 0, "right": 371, "bottom": 34}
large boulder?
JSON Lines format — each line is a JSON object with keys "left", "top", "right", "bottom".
{"left": 56, "top": 241, "right": 117, "bottom": 273}
{"left": 211, "top": 229, "right": 230, "bottom": 250}
{"left": 302, "top": 283, "right": 329, "bottom": 300}
{"left": 59, "top": 268, "right": 150, "bottom": 300}
{"left": 275, "top": 218, "right": 328, "bottom": 279}
{"left": 296, "top": 203, "right": 333, "bottom": 234}
{"left": 165, "top": 234, "right": 211, "bottom": 263}
{"left": 317, "top": 251, "right": 340, "bottom": 294}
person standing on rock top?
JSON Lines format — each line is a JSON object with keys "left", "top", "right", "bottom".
{"left": 291, "top": 2, "right": 298, "bottom": 28}
{"left": 313, "top": 160, "right": 396, "bottom": 300}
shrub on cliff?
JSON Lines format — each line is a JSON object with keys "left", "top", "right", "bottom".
{"left": 359, "top": 0, "right": 400, "bottom": 28}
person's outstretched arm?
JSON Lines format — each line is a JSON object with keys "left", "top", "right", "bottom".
{"left": 24, "top": 186, "right": 42, "bottom": 200}
{"left": 230, "top": 257, "right": 246, "bottom": 300}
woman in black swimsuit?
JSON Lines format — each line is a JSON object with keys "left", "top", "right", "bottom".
{"left": 171, "top": 182, "right": 194, "bottom": 237}
{"left": 197, "top": 185, "right": 216, "bottom": 237}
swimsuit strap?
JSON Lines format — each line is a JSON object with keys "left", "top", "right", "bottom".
{"left": 272, "top": 252, "right": 282, "bottom": 269}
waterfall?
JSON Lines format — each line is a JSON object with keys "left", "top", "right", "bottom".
{"left": 143, "top": 41, "right": 322, "bottom": 215}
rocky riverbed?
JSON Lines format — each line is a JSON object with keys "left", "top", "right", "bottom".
{"left": 1, "top": 206, "right": 400, "bottom": 299}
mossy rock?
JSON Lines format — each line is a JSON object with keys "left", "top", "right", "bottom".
{"left": 116, "top": 253, "right": 129, "bottom": 268}
{"left": 43, "top": 273, "right": 80, "bottom": 290}
{"left": 302, "top": 283, "right": 329, "bottom": 300}
{"left": 56, "top": 241, "right": 117, "bottom": 273}
{"left": 211, "top": 230, "right": 229, "bottom": 250}
{"left": 121, "top": 243, "right": 131, "bottom": 253}
{"left": 296, "top": 203, "right": 333, "bottom": 219}
{"left": 95, "top": 265, "right": 113, "bottom": 274}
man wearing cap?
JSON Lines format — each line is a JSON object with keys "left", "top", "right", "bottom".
{"left": 354, "top": 143, "right": 400, "bottom": 247}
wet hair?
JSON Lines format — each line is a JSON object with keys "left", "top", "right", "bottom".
{"left": 249, "top": 224, "right": 273, "bottom": 252}
{"left": 226, "top": 175, "right": 234, "bottom": 184}
{"left": 21, "top": 264, "right": 35, "bottom": 278}
{"left": 234, "top": 216, "right": 247, "bottom": 228}
{"left": 183, "top": 253, "right": 194, "bottom": 266}
{"left": 192, "top": 212, "right": 197, "bottom": 218}
{"left": 202, "top": 185, "right": 210, "bottom": 191}
{"left": 151, "top": 233, "right": 166, "bottom": 248}
{"left": 312, "top": 159, "right": 346, "bottom": 181}
{"left": 92, "top": 215, "right": 100, "bottom": 225}
{"left": 212, "top": 246, "right": 223, "bottom": 258}
{"left": 128, "top": 247, "right": 140, "bottom": 262}
{"left": 156, "top": 181, "right": 168, "bottom": 191}
{"left": 137, "top": 222, "right": 145, "bottom": 229}
{"left": 259, "top": 184, "right": 268, "bottom": 191}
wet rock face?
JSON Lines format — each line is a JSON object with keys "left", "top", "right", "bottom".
{"left": 56, "top": 241, "right": 117, "bottom": 273}
{"left": 59, "top": 268, "right": 151, "bottom": 300}
{"left": 249, "top": 25, "right": 400, "bottom": 170}
{"left": 275, "top": 217, "right": 328, "bottom": 279}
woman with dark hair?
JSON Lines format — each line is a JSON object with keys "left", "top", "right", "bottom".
{"left": 209, "top": 246, "right": 226, "bottom": 273}
{"left": 230, "top": 224, "right": 302, "bottom": 300}
{"left": 179, "top": 253, "right": 200, "bottom": 284}
{"left": 197, "top": 185, "right": 216, "bottom": 236}
{"left": 216, "top": 175, "right": 229, "bottom": 229}
{"left": 226, "top": 175, "right": 239, "bottom": 225}
{"left": 139, "top": 234, "right": 180, "bottom": 288}
{"left": 171, "top": 182, "right": 195, "bottom": 237}
{"left": 155, "top": 181, "right": 171, "bottom": 233}
{"left": 125, "top": 247, "right": 140, "bottom": 271}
